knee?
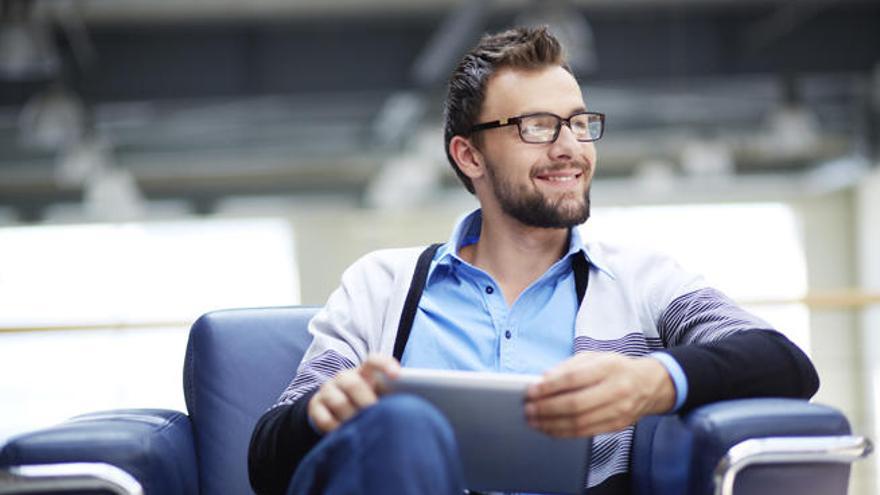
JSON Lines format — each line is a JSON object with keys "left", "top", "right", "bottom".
{"left": 307, "top": 395, "right": 464, "bottom": 493}
{"left": 360, "top": 394, "right": 455, "bottom": 446}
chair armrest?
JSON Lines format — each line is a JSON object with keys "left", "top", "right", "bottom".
{"left": 633, "top": 398, "right": 871, "bottom": 495}
{"left": 0, "top": 409, "right": 198, "bottom": 495}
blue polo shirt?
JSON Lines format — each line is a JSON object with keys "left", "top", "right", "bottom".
{"left": 401, "top": 209, "right": 687, "bottom": 410}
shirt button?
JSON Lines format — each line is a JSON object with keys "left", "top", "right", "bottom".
{"left": 505, "top": 330, "right": 512, "bottom": 339}
{"left": 485, "top": 286, "right": 494, "bottom": 294}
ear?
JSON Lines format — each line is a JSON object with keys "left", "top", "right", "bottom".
{"left": 449, "top": 135, "right": 486, "bottom": 181}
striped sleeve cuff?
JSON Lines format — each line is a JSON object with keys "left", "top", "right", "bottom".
{"left": 649, "top": 352, "right": 688, "bottom": 412}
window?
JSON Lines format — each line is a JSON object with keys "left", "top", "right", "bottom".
{"left": 0, "top": 218, "right": 299, "bottom": 441}
{"left": 584, "top": 203, "right": 809, "bottom": 351}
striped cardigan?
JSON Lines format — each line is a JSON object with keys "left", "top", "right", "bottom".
{"left": 249, "top": 242, "right": 819, "bottom": 495}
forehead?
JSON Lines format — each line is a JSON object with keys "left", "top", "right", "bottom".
{"left": 480, "top": 65, "right": 585, "bottom": 120}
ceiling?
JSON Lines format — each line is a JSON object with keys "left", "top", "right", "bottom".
{"left": 0, "top": 0, "right": 878, "bottom": 221}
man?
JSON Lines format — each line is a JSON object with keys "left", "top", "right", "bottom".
{"left": 248, "top": 27, "right": 818, "bottom": 495}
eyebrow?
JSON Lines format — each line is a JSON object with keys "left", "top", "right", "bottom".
{"left": 518, "top": 106, "right": 588, "bottom": 116}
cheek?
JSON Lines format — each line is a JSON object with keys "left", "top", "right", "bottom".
{"left": 583, "top": 143, "right": 598, "bottom": 165}
{"left": 490, "top": 146, "right": 541, "bottom": 177}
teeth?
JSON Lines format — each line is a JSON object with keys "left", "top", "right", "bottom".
{"left": 545, "top": 176, "right": 575, "bottom": 182}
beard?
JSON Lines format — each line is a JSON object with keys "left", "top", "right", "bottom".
{"left": 485, "top": 159, "right": 591, "bottom": 229}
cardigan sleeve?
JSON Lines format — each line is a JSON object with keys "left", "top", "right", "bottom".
{"left": 655, "top": 287, "right": 819, "bottom": 412}
{"left": 248, "top": 389, "right": 321, "bottom": 495}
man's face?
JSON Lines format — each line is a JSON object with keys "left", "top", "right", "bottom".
{"left": 473, "top": 65, "right": 597, "bottom": 228}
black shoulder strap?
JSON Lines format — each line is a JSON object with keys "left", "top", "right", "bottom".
{"left": 392, "top": 244, "right": 591, "bottom": 361}
{"left": 393, "top": 243, "right": 442, "bottom": 361}
{"left": 573, "top": 251, "right": 590, "bottom": 306}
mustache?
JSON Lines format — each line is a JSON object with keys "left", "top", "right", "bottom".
{"left": 530, "top": 160, "right": 592, "bottom": 178}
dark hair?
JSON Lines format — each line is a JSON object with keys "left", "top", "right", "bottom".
{"left": 443, "top": 26, "right": 572, "bottom": 193}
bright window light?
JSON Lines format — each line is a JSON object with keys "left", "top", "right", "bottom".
{"left": 584, "top": 203, "right": 810, "bottom": 353}
{"left": 0, "top": 217, "right": 299, "bottom": 442}
{"left": 0, "top": 217, "right": 300, "bottom": 326}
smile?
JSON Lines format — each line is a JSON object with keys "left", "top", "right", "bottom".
{"left": 534, "top": 170, "right": 583, "bottom": 185}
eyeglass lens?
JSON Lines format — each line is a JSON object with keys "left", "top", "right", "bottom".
{"left": 519, "top": 114, "right": 602, "bottom": 143}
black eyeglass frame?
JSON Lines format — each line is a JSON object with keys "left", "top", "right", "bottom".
{"left": 468, "top": 111, "right": 606, "bottom": 143}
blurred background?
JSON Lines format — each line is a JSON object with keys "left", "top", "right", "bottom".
{"left": 0, "top": 0, "right": 878, "bottom": 492}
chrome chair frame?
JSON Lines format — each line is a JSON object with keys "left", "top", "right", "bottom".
{"left": 713, "top": 435, "right": 873, "bottom": 495}
{"left": 0, "top": 462, "right": 143, "bottom": 495}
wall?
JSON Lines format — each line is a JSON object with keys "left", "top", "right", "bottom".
{"left": 283, "top": 203, "right": 475, "bottom": 305}
{"left": 856, "top": 167, "right": 880, "bottom": 495}
{"left": 792, "top": 167, "right": 880, "bottom": 495}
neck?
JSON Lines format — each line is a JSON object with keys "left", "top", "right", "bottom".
{"left": 460, "top": 206, "right": 571, "bottom": 306}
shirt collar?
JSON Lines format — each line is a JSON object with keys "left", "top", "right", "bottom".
{"left": 580, "top": 237, "right": 615, "bottom": 279}
{"left": 565, "top": 222, "right": 616, "bottom": 279}
{"left": 431, "top": 209, "right": 616, "bottom": 280}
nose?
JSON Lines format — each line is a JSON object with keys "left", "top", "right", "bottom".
{"left": 548, "top": 123, "right": 580, "bottom": 161}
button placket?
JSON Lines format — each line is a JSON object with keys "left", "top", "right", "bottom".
{"left": 500, "top": 320, "right": 516, "bottom": 371}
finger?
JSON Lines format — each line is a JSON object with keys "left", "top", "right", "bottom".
{"left": 528, "top": 356, "right": 608, "bottom": 399}
{"left": 525, "top": 383, "right": 607, "bottom": 419}
{"left": 528, "top": 371, "right": 636, "bottom": 417}
{"left": 529, "top": 389, "right": 638, "bottom": 437}
{"left": 335, "top": 370, "right": 379, "bottom": 409}
{"left": 364, "top": 354, "right": 401, "bottom": 370}
{"left": 361, "top": 355, "right": 401, "bottom": 385}
{"left": 360, "top": 354, "right": 400, "bottom": 378}
{"left": 528, "top": 398, "right": 613, "bottom": 432}
{"left": 321, "top": 382, "right": 358, "bottom": 423}
{"left": 309, "top": 396, "right": 340, "bottom": 433}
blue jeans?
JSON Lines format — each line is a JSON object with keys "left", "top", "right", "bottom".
{"left": 287, "top": 394, "right": 466, "bottom": 495}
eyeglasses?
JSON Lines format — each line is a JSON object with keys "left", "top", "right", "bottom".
{"left": 468, "top": 111, "right": 605, "bottom": 144}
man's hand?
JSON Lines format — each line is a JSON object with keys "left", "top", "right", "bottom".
{"left": 308, "top": 355, "right": 401, "bottom": 434}
{"left": 524, "top": 352, "right": 675, "bottom": 438}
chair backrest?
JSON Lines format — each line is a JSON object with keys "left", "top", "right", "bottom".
{"left": 183, "top": 306, "right": 318, "bottom": 495}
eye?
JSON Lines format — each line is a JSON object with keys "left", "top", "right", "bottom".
{"left": 569, "top": 114, "right": 603, "bottom": 140}
{"left": 521, "top": 115, "right": 557, "bottom": 134}
{"left": 570, "top": 118, "right": 589, "bottom": 133}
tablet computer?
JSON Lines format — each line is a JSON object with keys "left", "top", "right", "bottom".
{"left": 380, "top": 368, "right": 592, "bottom": 494}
